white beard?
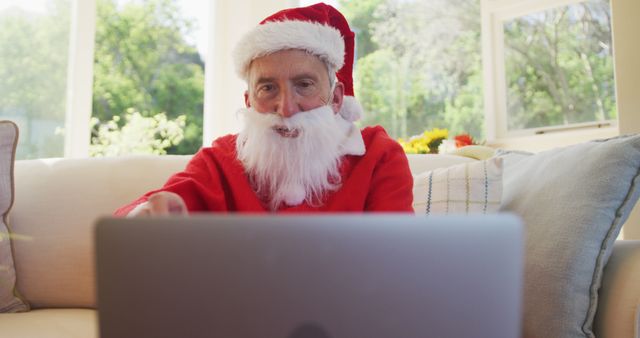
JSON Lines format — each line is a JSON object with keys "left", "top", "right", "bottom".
{"left": 236, "top": 106, "right": 351, "bottom": 211}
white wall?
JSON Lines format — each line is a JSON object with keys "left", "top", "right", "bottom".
{"left": 203, "top": 0, "right": 297, "bottom": 146}
{"left": 612, "top": 0, "right": 640, "bottom": 136}
{"left": 611, "top": 0, "right": 640, "bottom": 239}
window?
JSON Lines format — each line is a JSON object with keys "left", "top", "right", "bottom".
{"left": 483, "top": 0, "right": 617, "bottom": 140}
{"left": 0, "top": 0, "right": 72, "bottom": 159}
{"left": 1, "top": 0, "right": 631, "bottom": 158}
{"left": 90, "top": 0, "right": 207, "bottom": 156}
{"left": 301, "top": 0, "right": 484, "bottom": 141}
{"left": 307, "top": 0, "right": 620, "bottom": 147}
{"left": 0, "top": 0, "right": 289, "bottom": 159}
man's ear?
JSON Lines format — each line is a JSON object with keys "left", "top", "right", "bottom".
{"left": 330, "top": 82, "right": 345, "bottom": 114}
{"left": 244, "top": 90, "right": 251, "bottom": 108}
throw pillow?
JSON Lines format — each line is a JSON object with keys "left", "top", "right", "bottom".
{"left": 496, "top": 134, "right": 640, "bottom": 338}
{"left": 412, "top": 157, "right": 503, "bottom": 215}
{"left": 448, "top": 145, "right": 496, "bottom": 160}
{"left": 0, "top": 120, "right": 29, "bottom": 312}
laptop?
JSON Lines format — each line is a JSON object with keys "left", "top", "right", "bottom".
{"left": 95, "top": 214, "right": 523, "bottom": 338}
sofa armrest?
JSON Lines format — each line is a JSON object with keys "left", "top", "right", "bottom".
{"left": 594, "top": 240, "right": 640, "bottom": 338}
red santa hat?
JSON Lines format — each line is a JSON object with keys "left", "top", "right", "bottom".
{"left": 233, "top": 2, "right": 363, "bottom": 122}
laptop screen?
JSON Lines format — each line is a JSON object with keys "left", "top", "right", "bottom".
{"left": 96, "top": 214, "right": 523, "bottom": 338}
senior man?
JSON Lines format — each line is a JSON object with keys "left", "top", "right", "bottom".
{"left": 115, "top": 2, "right": 413, "bottom": 216}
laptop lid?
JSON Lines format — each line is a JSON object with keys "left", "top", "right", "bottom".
{"left": 95, "top": 214, "right": 523, "bottom": 338}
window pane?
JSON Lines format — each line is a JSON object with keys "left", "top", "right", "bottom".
{"left": 341, "top": 0, "right": 483, "bottom": 141}
{"left": 0, "top": 0, "right": 71, "bottom": 159}
{"left": 503, "top": 0, "right": 616, "bottom": 131}
{"left": 91, "top": 0, "right": 206, "bottom": 156}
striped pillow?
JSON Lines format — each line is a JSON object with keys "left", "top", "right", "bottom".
{"left": 412, "top": 157, "right": 503, "bottom": 215}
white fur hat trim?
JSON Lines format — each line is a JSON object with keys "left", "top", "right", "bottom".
{"left": 233, "top": 20, "right": 345, "bottom": 80}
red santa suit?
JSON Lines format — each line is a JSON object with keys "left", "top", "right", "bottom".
{"left": 114, "top": 125, "right": 413, "bottom": 215}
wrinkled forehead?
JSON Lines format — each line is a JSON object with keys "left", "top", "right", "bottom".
{"left": 246, "top": 49, "right": 333, "bottom": 86}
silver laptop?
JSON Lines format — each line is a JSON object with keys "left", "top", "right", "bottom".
{"left": 95, "top": 214, "right": 523, "bottom": 338}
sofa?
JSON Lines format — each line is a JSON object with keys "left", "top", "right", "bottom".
{"left": 0, "top": 151, "right": 639, "bottom": 338}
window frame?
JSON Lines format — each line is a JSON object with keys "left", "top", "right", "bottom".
{"left": 481, "top": 0, "right": 619, "bottom": 149}
{"left": 62, "top": 0, "right": 296, "bottom": 158}
{"left": 64, "top": 0, "right": 96, "bottom": 158}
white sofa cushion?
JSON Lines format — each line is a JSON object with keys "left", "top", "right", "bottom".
{"left": 11, "top": 155, "right": 190, "bottom": 308}
{"left": 595, "top": 240, "right": 640, "bottom": 338}
{"left": 0, "top": 308, "right": 97, "bottom": 338}
{"left": 405, "top": 153, "right": 473, "bottom": 174}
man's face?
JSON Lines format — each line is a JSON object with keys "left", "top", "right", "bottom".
{"left": 238, "top": 50, "right": 350, "bottom": 210}
{"left": 244, "top": 49, "right": 343, "bottom": 121}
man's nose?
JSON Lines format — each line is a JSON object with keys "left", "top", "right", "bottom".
{"left": 275, "top": 88, "right": 300, "bottom": 118}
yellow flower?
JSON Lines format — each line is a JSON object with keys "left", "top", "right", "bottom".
{"left": 398, "top": 128, "right": 449, "bottom": 154}
{"left": 423, "top": 128, "right": 448, "bottom": 143}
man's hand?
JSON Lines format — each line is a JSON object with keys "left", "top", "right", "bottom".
{"left": 127, "top": 191, "right": 188, "bottom": 217}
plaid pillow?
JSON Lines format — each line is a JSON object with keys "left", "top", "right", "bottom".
{"left": 412, "top": 157, "right": 503, "bottom": 215}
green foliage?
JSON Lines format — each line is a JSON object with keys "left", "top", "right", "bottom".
{"left": 1, "top": 0, "right": 617, "bottom": 159}
{"left": 339, "top": 0, "right": 385, "bottom": 59}
{"left": 0, "top": 0, "right": 70, "bottom": 120}
{"left": 355, "top": 49, "right": 396, "bottom": 130}
{"left": 443, "top": 70, "right": 485, "bottom": 138}
{"left": 353, "top": 0, "right": 485, "bottom": 140}
{"left": 349, "top": 0, "right": 614, "bottom": 141}
{"left": 89, "top": 110, "right": 185, "bottom": 157}
{"left": 92, "top": 0, "right": 204, "bottom": 155}
{"left": 0, "top": 0, "right": 70, "bottom": 159}
{"left": 503, "top": 2, "right": 616, "bottom": 130}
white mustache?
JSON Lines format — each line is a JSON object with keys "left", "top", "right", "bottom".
{"left": 238, "top": 105, "right": 337, "bottom": 139}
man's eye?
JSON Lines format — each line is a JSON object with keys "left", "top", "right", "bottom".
{"left": 296, "top": 81, "right": 316, "bottom": 95}
{"left": 297, "top": 80, "right": 314, "bottom": 88}
{"left": 259, "top": 84, "right": 274, "bottom": 92}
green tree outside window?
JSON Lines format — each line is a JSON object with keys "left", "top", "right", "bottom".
{"left": 91, "top": 0, "right": 204, "bottom": 156}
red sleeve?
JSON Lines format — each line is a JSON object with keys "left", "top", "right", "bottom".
{"left": 113, "top": 147, "right": 226, "bottom": 216}
{"left": 363, "top": 129, "right": 414, "bottom": 212}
